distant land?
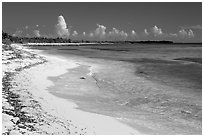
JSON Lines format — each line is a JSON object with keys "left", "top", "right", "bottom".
{"left": 2, "top": 31, "right": 202, "bottom": 45}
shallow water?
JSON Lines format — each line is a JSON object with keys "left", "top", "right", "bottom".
{"left": 29, "top": 43, "right": 202, "bottom": 134}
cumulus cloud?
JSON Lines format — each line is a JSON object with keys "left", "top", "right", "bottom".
{"left": 12, "top": 30, "right": 23, "bottom": 37}
{"left": 131, "top": 30, "right": 136, "bottom": 35}
{"left": 109, "top": 28, "right": 119, "bottom": 35}
{"left": 94, "top": 24, "right": 107, "bottom": 39}
{"left": 130, "top": 30, "right": 138, "bottom": 39}
{"left": 90, "top": 24, "right": 128, "bottom": 40}
{"left": 10, "top": 19, "right": 198, "bottom": 41}
{"left": 178, "top": 29, "right": 194, "bottom": 39}
{"left": 169, "top": 33, "right": 178, "bottom": 37}
{"left": 178, "top": 29, "right": 188, "bottom": 38}
{"left": 108, "top": 27, "right": 128, "bottom": 40}
{"left": 144, "top": 29, "right": 149, "bottom": 35}
{"left": 56, "top": 15, "right": 70, "bottom": 38}
{"left": 151, "top": 25, "right": 163, "bottom": 37}
{"left": 120, "top": 30, "right": 128, "bottom": 39}
{"left": 33, "top": 30, "right": 40, "bottom": 37}
{"left": 72, "top": 30, "right": 78, "bottom": 37}
{"left": 188, "top": 29, "right": 194, "bottom": 38}
{"left": 89, "top": 32, "right": 94, "bottom": 37}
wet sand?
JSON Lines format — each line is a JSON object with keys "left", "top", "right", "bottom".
{"left": 31, "top": 43, "right": 202, "bottom": 134}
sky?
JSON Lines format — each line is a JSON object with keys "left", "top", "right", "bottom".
{"left": 2, "top": 2, "right": 202, "bottom": 42}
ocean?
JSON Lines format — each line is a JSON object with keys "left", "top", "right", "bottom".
{"left": 28, "top": 43, "right": 202, "bottom": 134}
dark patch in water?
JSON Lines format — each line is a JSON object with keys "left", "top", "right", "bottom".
{"left": 90, "top": 47, "right": 129, "bottom": 52}
{"left": 120, "top": 58, "right": 201, "bottom": 90}
{"left": 80, "top": 77, "right": 86, "bottom": 80}
{"left": 174, "top": 57, "right": 202, "bottom": 64}
{"left": 120, "top": 58, "right": 180, "bottom": 64}
{"left": 136, "top": 63, "right": 202, "bottom": 90}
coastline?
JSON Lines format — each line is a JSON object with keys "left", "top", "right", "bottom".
{"left": 2, "top": 43, "right": 140, "bottom": 135}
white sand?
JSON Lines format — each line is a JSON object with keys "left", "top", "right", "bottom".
{"left": 17, "top": 45, "right": 141, "bottom": 134}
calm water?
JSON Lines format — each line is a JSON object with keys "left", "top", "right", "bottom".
{"left": 29, "top": 43, "right": 202, "bottom": 134}
{"left": 33, "top": 43, "right": 202, "bottom": 93}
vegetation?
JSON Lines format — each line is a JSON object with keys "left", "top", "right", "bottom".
{"left": 4, "top": 31, "right": 200, "bottom": 45}
{"left": 2, "top": 31, "right": 72, "bottom": 44}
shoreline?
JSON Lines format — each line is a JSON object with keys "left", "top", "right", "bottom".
{"left": 2, "top": 43, "right": 141, "bottom": 135}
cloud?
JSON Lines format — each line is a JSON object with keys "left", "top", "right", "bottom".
{"left": 169, "top": 33, "right": 178, "bottom": 37}
{"left": 94, "top": 24, "right": 107, "bottom": 39}
{"left": 178, "top": 29, "right": 195, "bottom": 39}
{"left": 55, "top": 15, "right": 70, "bottom": 38}
{"left": 131, "top": 30, "right": 136, "bottom": 35}
{"left": 151, "top": 25, "right": 163, "bottom": 37}
{"left": 90, "top": 24, "right": 128, "bottom": 40}
{"left": 89, "top": 32, "right": 94, "bottom": 37}
{"left": 119, "top": 30, "right": 128, "bottom": 39}
{"left": 130, "top": 30, "right": 138, "bottom": 39}
{"left": 108, "top": 27, "right": 128, "bottom": 40}
{"left": 181, "top": 25, "right": 202, "bottom": 30}
{"left": 178, "top": 29, "right": 188, "bottom": 38}
{"left": 72, "top": 30, "right": 78, "bottom": 37}
{"left": 33, "top": 30, "right": 40, "bottom": 37}
{"left": 12, "top": 30, "right": 23, "bottom": 37}
{"left": 25, "top": 25, "right": 29, "bottom": 29}
{"left": 109, "top": 28, "right": 119, "bottom": 35}
{"left": 144, "top": 29, "right": 149, "bottom": 35}
{"left": 188, "top": 29, "right": 194, "bottom": 38}
{"left": 83, "top": 32, "right": 86, "bottom": 36}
